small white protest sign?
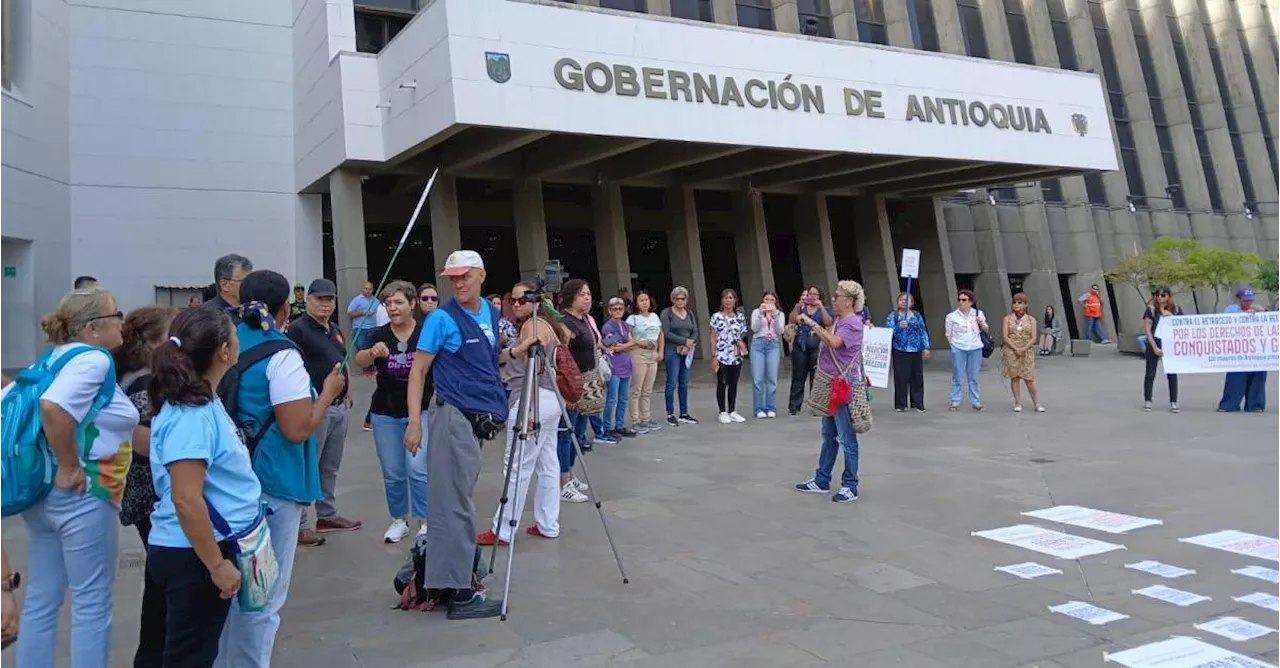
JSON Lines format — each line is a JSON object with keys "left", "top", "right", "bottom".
{"left": 994, "top": 562, "right": 1063, "bottom": 579}
{"left": 1180, "top": 530, "right": 1279, "bottom": 562}
{"left": 861, "top": 327, "right": 893, "bottom": 389}
{"left": 1232, "top": 565, "right": 1280, "bottom": 584}
{"left": 973, "top": 524, "right": 1125, "bottom": 560}
{"left": 1048, "top": 601, "right": 1128, "bottom": 626}
{"left": 1022, "top": 505, "right": 1162, "bottom": 534}
{"left": 1234, "top": 592, "right": 1280, "bottom": 612}
{"left": 1104, "top": 636, "right": 1276, "bottom": 668}
{"left": 1195, "top": 617, "right": 1277, "bottom": 642}
{"left": 1125, "top": 560, "right": 1196, "bottom": 579}
{"left": 1132, "top": 584, "right": 1211, "bottom": 607}
{"left": 900, "top": 248, "right": 921, "bottom": 279}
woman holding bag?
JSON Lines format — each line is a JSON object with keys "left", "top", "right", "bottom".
{"left": 793, "top": 281, "right": 866, "bottom": 504}
{"left": 146, "top": 306, "right": 266, "bottom": 666}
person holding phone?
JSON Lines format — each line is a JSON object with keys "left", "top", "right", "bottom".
{"left": 749, "top": 292, "right": 785, "bottom": 418}
{"left": 788, "top": 286, "right": 832, "bottom": 415}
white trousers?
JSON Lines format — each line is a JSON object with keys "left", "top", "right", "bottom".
{"left": 491, "top": 387, "right": 563, "bottom": 541}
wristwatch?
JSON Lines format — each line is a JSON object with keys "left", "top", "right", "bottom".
{"left": 2, "top": 572, "right": 20, "bottom": 592}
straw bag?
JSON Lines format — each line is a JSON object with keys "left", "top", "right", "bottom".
{"left": 805, "top": 324, "right": 873, "bottom": 434}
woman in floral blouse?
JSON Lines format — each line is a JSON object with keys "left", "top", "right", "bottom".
{"left": 884, "top": 293, "right": 930, "bottom": 413}
{"left": 708, "top": 288, "right": 748, "bottom": 424}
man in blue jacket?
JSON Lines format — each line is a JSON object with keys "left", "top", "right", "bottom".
{"left": 404, "top": 250, "right": 506, "bottom": 619}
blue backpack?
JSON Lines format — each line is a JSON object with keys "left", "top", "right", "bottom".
{"left": 1, "top": 345, "right": 118, "bottom": 517}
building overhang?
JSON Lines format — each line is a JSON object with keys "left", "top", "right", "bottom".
{"left": 306, "top": 0, "right": 1117, "bottom": 196}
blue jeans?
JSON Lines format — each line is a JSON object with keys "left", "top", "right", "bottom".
{"left": 664, "top": 350, "right": 690, "bottom": 416}
{"left": 370, "top": 412, "right": 429, "bottom": 520}
{"left": 1085, "top": 317, "right": 1106, "bottom": 343}
{"left": 558, "top": 409, "right": 587, "bottom": 474}
{"left": 1219, "top": 372, "right": 1268, "bottom": 412}
{"left": 604, "top": 375, "right": 633, "bottom": 431}
{"left": 812, "top": 404, "right": 860, "bottom": 492}
{"left": 750, "top": 338, "right": 781, "bottom": 413}
{"left": 18, "top": 488, "right": 119, "bottom": 668}
{"left": 950, "top": 346, "right": 983, "bottom": 406}
{"left": 215, "top": 494, "right": 301, "bottom": 668}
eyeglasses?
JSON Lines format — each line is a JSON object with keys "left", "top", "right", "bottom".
{"left": 674, "top": 296, "right": 687, "bottom": 301}
{"left": 609, "top": 305, "right": 624, "bottom": 310}
{"left": 420, "top": 295, "right": 439, "bottom": 302}
{"left": 958, "top": 297, "right": 971, "bottom": 302}
{"left": 87, "top": 311, "right": 124, "bottom": 323}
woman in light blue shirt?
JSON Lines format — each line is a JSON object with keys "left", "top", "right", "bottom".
{"left": 147, "top": 306, "right": 262, "bottom": 667}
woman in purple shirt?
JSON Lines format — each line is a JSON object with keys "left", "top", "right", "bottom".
{"left": 793, "top": 280, "right": 866, "bottom": 504}
{"left": 601, "top": 298, "right": 638, "bottom": 439}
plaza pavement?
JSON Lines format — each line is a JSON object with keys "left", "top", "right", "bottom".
{"left": 3, "top": 349, "right": 1278, "bottom": 667}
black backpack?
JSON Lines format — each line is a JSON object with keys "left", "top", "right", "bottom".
{"left": 216, "top": 339, "right": 297, "bottom": 456}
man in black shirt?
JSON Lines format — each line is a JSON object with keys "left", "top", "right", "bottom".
{"left": 287, "top": 278, "right": 363, "bottom": 539}
{"left": 204, "top": 253, "right": 253, "bottom": 321}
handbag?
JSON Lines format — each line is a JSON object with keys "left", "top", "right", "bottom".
{"left": 576, "top": 367, "right": 606, "bottom": 416}
{"left": 978, "top": 310, "right": 995, "bottom": 359}
{"left": 207, "top": 501, "right": 279, "bottom": 613}
{"left": 551, "top": 348, "right": 584, "bottom": 403}
{"left": 586, "top": 315, "right": 612, "bottom": 383}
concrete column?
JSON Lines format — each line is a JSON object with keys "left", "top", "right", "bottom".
{"left": 969, "top": 203, "right": 1013, "bottom": 340}
{"left": 898, "top": 198, "right": 960, "bottom": 348}
{"left": 1138, "top": 0, "right": 1226, "bottom": 250}
{"left": 794, "top": 193, "right": 839, "bottom": 292}
{"left": 666, "top": 187, "right": 712, "bottom": 357}
{"left": 1234, "top": 0, "right": 1279, "bottom": 148}
{"left": 429, "top": 174, "right": 461, "bottom": 300}
{"left": 514, "top": 179, "right": 549, "bottom": 282}
{"left": 930, "top": 0, "right": 967, "bottom": 54}
{"left": 1170, "top": 0, "right": 1260, "bottom": 257}
{"left": 328, "top": 168, "right": 368, "bottom": 314}
{"left": 645, "top": 0, "right": 671, "bottom": 16}
{"left": 592, "top": 183, "right": 633, "bottom": 303}
{"left": 883, "top": 0, "right": 913, "bottom": 47}
{"left": 830, "top": 0, "right": 857, "bottom": 40}
{"left": 977, "top": 0, "right": 1014, "bottom": 59}
{"left": 711, "top": 0, "right": 737, "bottom": 24}
{"left": 733, "top": 190, "right": 775, "bottom": 303}
{"left": 852, "top": 196, "right": 898, "bottom": 320}
{"left": 1198, "top": 0, "right": 1280, "bottom": 252}
{"left": 771, "top": 0, "right": 799, "bottom": 33}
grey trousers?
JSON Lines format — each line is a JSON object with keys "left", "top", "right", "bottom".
{"left": 302, "top": 403, "right": 349, "bottom": 528}
{"left": 425, "top": 401, "right": 484, "bottom": 590}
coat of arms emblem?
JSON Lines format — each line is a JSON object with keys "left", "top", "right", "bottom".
{"left": 1071, "top": 113, "right": 1088, "bottom": 136}
{"left": 486, "top": 52, "right": 511, "bottom": 84}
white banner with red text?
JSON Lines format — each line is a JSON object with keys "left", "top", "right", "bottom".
{"left": 1153, "top": 312, "right": 1280, "bottom": 375}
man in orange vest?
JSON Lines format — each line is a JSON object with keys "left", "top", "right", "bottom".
{"left": 1078, "top": 284, "right": 1110, "bottom": 343}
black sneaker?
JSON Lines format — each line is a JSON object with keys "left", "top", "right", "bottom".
{"left": 666, "top": 415, "right": 679, "bottom": 427}
{"left": 678, "top": 414, "right": 698, "bottom": 424}
{"left": 446, "top": 592, "right": 503, "bottom": 620}
{"left": 614, "top": 428, "right": 638, "bottom": 438}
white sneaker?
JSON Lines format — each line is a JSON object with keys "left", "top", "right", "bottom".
{"left": 561, "top": 484, "right": 589, "bottom": 503}
{"left": 1035, "top": 405, "right": 1046, "bottom": 413}
{"left": 383, "top": 519, "right": 410, "bottom": 544}
{"left": 1013, "top": 405, "right": 1023, "bottom": 413}
{"left": 756, "top": 411, "right": 767, "bottom": 419}
{"left": 766, "top": 410, "right": 777, "bottom": 418}
{"left": 718, "top": 412, "right": 731, "bottom": 424}
{"left": 416, "top": 522, "right": 428, "bottom": 538}
{"left": 570, "top": 477, "right": 590, "bottom": 492}
{"left": 728, "top": 411, "right": 746, "bottom": 423}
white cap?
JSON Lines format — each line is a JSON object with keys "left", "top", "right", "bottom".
{"left": 440, "top": 250, "right": 484, "bottom": 277}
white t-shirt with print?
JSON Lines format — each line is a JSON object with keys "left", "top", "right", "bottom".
{"left": 945, "top": 309, "right": 987, "bottom": 351}
{"left": 38, "top": 343, "right": 141, "bottom": 504}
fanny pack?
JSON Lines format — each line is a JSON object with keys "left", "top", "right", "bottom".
{"left": 435, "top": 397, "right": 507, "bottom": 441}
{"left": 207, "top": 500, "right": 279, "bottom": 612}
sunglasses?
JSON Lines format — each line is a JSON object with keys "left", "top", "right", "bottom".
{"left": 958, "top": 297, "right": 971, "bottom": 302}
{"left": 420, "top": 295, "right": 439, "bottom": 302}
{"left": 88, "top": 311, "right": 124, "bottom": 323}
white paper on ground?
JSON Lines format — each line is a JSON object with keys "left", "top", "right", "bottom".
{"left": 1179, "top": 530, "right": 1279, "bottom": 562}
{"left": 1234, "top": 592, "right": 1280, "bottom": 612}
{"left": 1131, "top": 584, "right": 1212, "bottom": 607}
{"left": 1104, "top": 635, "right": 1277, "bottom": 667}
{"left": 1048, "top": 601, "right": 1128, "bottom": 625}
{"left": 994, "top": 562, "right": 1063, "bottom": 579}
{"left": 1022, "top": 505, "right": 1162, "bottom": 534}
{"left": 1194, "top": 617, "right": 1277, "bottom": 642}
{"left": 1232, "top": 565, "right": 1280, "bottom": 584}
{"left": 1125, "top": 560, "right": 1197, "bottom": 579}
{"left": 973, "top": 524, "right": 1126, "bottom": 559}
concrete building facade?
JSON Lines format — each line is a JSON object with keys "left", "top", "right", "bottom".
{"left": 2, "top": 0, "right": 1276, "bottom": 367}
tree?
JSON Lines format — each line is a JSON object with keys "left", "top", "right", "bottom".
{"left": 1255, "top": 259, "right": 1278, "bottom": 310}
{"left": 1104, "top": 238, "right": 1197, "bottom": 305}
{"left": 1185, "top": 246, "right": 1259, "bottom": 311}
{"left": 1105, "top": 251, "right": 1165, "bottom": 305}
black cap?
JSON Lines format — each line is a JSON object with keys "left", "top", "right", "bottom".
{"left": 307, "top": 278, "right": 337, "bottom": 297}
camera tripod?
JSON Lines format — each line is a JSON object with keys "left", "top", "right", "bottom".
{"left": 489, "top": 287, "right": 630, "bottom": 621}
